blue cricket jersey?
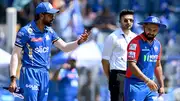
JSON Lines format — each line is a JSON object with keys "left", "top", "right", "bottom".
{"left": 124, "top": 33, "right": 162, "bottom": 101}
{"left": 57, "top": 68, "right": 78, "bottom": 101}
{"left": 126, "top": 33, "right": 162, "bottom": 80}
{"left": 15, "top": 21, "right": 59, "bottom": 69}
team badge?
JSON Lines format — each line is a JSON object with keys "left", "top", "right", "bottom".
{"left": 152, "top": 17, "right": 159, "bottom": 23}
{"left": 154, "top": 46, "right": 158, "bottom": 52}
{"left": 27, "top": 28, "right": 33, "bottom": 34}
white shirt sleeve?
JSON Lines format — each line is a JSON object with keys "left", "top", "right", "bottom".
{"left": 102, "top": 35, "right": 115, "bottom": 60}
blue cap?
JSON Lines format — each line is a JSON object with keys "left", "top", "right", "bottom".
{"left": 138, "top": 16, "right": 167, "bottom": 28}
{"left": 35, "top": 2, "right": 59, "bottom": 15}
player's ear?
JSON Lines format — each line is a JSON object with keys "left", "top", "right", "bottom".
{"left": 39, "top": 13, "right": 45, "bottom": 19}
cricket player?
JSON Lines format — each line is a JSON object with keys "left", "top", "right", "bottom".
{"left": 8, "top": 2, "right": 90, "bottom": 101}
{"left": 57, "top": 58, "right": 78, "bottom": 101}
{"left": 124, "top": 16, "right": 166, "bottom": 101}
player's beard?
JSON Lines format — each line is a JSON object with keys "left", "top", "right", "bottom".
{"left": 44, "top": 19, "right": 54, "bottom": 26}
{"left": 143, "top": 32, "right": 156, "bottom": 41}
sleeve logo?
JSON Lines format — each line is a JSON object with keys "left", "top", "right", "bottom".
{"left": 16, "top": 37, "right": 21, "bottom": 43}
{"left": 46, "top": 35, "right": 50, "bottom": 40}
{"left": 17, "top": 31, "right": 24, "bottom": 37}
{"left": 129, "top": 43, "right": 137, "bottom": 50}
{"left": 128, "top": 51, "right": 136, "bottom": 58}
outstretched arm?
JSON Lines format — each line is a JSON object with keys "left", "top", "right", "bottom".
{"left": 54, "top": 39, "right": 79, "bottom": 52}
{"left": 54, "top": 30, "right": 90, "bottom": 52}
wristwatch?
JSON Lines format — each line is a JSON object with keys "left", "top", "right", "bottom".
{"left": 10, "top": 75, "right": 16, "bottom": 81}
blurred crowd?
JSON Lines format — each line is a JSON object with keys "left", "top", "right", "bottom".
{"left": 0, "top": 0, "right": 180, "bottom": 101}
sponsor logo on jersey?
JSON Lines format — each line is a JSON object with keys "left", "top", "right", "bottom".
{"left": 142, "top": 46, "right": 150, "bottom": 51}
{"left": 31, "top": 37, "right": 43, "bottom": 42}
{"left": 128, "top": 51, "right": 136, "bottom": 58}
{"left": 45, "top": 88, "right": 49, "bottom": 95}
{"left": 25, "top": 84, "right": 39, "bottom": 91}
{"left": 67, "top": 73, "right": 78, "bottom": 79}
{"left": 129, "top": 43, "right": 137, "bottom": 50}
{"left": 143, "top": 55, "right": 158, "bottom": 62}
{"left": 35, "top": 46, "right": 49, "bottom": 53}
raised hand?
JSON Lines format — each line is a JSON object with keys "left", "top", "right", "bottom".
{"left": 77, "top": 29, "right": 91, "bottom": 45}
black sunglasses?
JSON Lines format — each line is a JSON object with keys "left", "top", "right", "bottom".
{"left": 123, "top": 19, "right": 134, "bottom": 23}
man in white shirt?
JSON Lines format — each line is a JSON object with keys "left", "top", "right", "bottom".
{"left": 101, "top": 9, "right": 136, "bottom": 101}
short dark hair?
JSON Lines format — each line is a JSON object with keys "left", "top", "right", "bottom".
{"left": 119, "top": 9, "right": 134, "bottom": 20}
{"left": 35, "top": 14, "right": 40, "bottom": 21}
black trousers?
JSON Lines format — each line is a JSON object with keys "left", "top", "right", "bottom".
{"left": 109, "top": 70, "right": 126, "bottom": 101}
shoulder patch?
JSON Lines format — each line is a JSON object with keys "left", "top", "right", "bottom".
{"left": 129, "top": 43, "right": 137, "bottom": 50}
{"left": 17, "top": 31, "right": 24, "bottom": 37}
